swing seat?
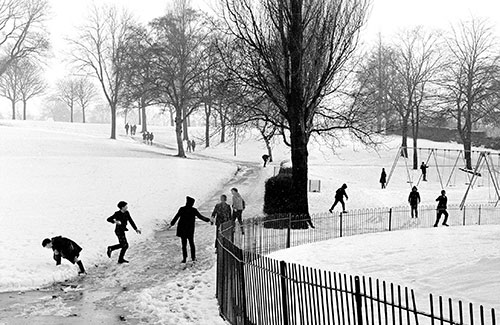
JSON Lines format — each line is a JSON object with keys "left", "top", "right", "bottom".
{"left": 459, "top": 168, "right": 482, "bottom": 177}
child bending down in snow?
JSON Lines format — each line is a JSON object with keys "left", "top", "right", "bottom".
{"left": 42, "top": 236, "right": 86, "bottom": 274}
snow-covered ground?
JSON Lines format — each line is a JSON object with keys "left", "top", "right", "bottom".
{"left": 269, "top": 225, "right": 500, "bottom": 311}
{"left": 1, "top": 119, "right": 499, "bottom": 324}
{"left": 0, "top": 120, "right": 235, "bottom": 292}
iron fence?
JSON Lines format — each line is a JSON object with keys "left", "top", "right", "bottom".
{"left": 216, "top": 203, "right": 500, "bottom": 325}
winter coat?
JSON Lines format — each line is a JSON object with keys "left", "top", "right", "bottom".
{"left": 408, "top": 191, "right": 421, "bottom": 206}
{"left": 107, "top": 210, "right": 138, "bottom": 233}
{"left": 171, "top": 205, "right": 210, "bottom": 238}
{"left": 335, "top": 188, "right": 348, "bottom": 200}
{"left": 232, "top": 192, "right": 245, "bottom": 211}
{"left": 380, "top": 171, "right": 387, "bottom": 183}
{"left": 436, "top": 195, "right": 447, "bottom": 210}
{"left": 420, "top": 164, "right": 428, "bottom": 173}
{"left": 51, "top": 236, "right": 82, "bottom": 265}
{"left": 212, "top": 202, "right": 232, "bottom": 227}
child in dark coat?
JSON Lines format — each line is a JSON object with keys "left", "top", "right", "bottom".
{"left": 380, "top": 168, "right": 387, "bottom": 189}
{"left": 106, "top": 201, "right": 141, "bottom": 264}
{"left": 408, "top": 186, "right": 421, "bottom": 218}
{"left": 42, "top": 236, "right": 86, "bottom": 274}
{"left": 434, "top": 190, "right": 449, "bottom": 227}
{"left": 329, "top": 184, "right": 348, "bottom": 213}
{"left": 169, "top": 196, "right": 211, "bottom": 263}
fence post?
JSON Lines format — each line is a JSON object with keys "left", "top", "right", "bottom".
{"left": 286, "top": 214, "right": 291, "bottom": 249}
{"left": 340, "top": 212, "right": 343, "bottom": 238}
{"left": 388, "top": 208, "right": 393, "bottom": 231}
{"left": 354, "top": 276, "right": 363, "bottom": 325}
{"left": 478, "top": 205, "right": 481, "bottom": 225}
{"left": 280, "top": 261, "right": 289, "bottom": 325}
{"left": 463, "top": 206, "right": 466, "bottom": 226}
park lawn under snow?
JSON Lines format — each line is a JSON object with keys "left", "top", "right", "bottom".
{"left": 269, "top": 225, "right": 500, "bottom": 312}
{"left": 0, "top": 120, "right": 235, "bottom": 292}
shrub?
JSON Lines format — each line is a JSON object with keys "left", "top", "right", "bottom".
{"left": 263, "top": 173, "right": 309, "bottom": 229}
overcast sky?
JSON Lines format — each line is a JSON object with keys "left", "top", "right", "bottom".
{"left": 4, "top": 0, "right": 500, "bottom": 118}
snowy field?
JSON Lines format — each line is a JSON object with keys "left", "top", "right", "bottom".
{"left": 0, "top": 120, "right": 235, "bottom": 292}
{"left": 269, "top": 225, "right": 500, "bottom": 311}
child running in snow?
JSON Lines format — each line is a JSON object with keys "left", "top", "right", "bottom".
{"left": 329, "top": 184, "right": 348, "bottom": 213}
{"left": 42, "top": 236, "right": 86, "bottom": 274}
{"left": 106, "top": 201, "right": 141, "bottom": 264}
{"left": 434, "top": 190, "right": 449, "bottom": 227}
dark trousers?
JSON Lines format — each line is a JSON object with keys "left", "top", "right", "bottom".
{"left": 330, "top": 199, "right": 345, "bottom": 212}
{"left": 422, "top": 172, "right": 427, "bottom": 181}
{"left": 233, "top": 210, "right": 244, "bottom": 234}
{"left": 109, "top": 231, "right": 129, "bottom": 261}
{"left": 181, "top": 236, "right": 195, "bottom": 261}
{"left": 410, "top": 205, "right": 418, "bottom": 218}
{"left": 434, "top": 210, "right": 449, "bottom": 226}
{"left": 381, "top": 182, "right": 386, "bottom": 189}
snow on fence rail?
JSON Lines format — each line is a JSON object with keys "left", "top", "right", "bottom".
{"left": 215, "top": 203, "right": 500, "bottom": 325}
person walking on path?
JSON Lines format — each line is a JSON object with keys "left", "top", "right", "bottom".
{"left": 329, "top": 183, "right": 348, "bottom": 213}
{"left": 380, "top": 168, "right": 387, "bottom": 189}
{"left": 420, "top": 162, "right": 429, "bottom": 181}
{"left": 168, "top": 196, "right": 211, "bottom": 263}
{"left": 191, "top": 140, "right": 196, "bottom": 152}
{"left": 262, "top": 154, "right": 270, "bottom": 167}
{"left": 106, "top": 201, "right": 141, "bottom": 264}
{"left": 211, "top": 194, "right": 232, "bottom": 247}
{"left": 125, "top": 123, "right": 129, "bottom": 135}
{"left": 149, "top": 132, "right": 154, "bottom": 145}
{"left": 408, "top": 186, "right": 421, "bottom": 218}
{"left": 186, "top": 139, "right": 192, "bottom": 152}
{"left": 231, "top": 188, "right": 245, "bottom": 235}
{"left": 42, "top": 236, "right": 86, "bottom": 274}
{"left": 434, "top": 190, "right": 449, "bottom": 227}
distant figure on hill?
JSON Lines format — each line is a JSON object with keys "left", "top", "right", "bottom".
{"left": 408, "top": 186, "right": 421, "bottom": 218}
{"left": 420, "top": 162, "right": 429, "bottom": 181}
{"left": 231, "top": 188, "right": 246, "bottom": 235}
{"left": 434, "top": 190, "right": 449, "bottom": 227}
{"left": 125, "top": 123, "right": 129, "bottom": 135}
{"left": 42, "top": 236, "right": 86, "bottom": 274}
{"left": 186, "top": 139, "right": 192, "bottom": 152}
{"left": 106, "top": 201, "right": 141, "bottom": 264}
{"left": 191, "top": 140, "right": 196, "bottom": 152}
{"left": 149, "top": 132, "right": 154, "bottom": 145}
{"left": 262, "top": 154, "right": 270, "bottom": 167}
{"left": 380, "top": 168, "right": 387, "bottom": 189}
{"left": 168, "top": 196, "right": 211, "bottom": 263}
{"left": 131, "top": 125, "right": 136, "bottom": 135}
{"left": 329, "top": 183, "right": 348, "bottom": 213}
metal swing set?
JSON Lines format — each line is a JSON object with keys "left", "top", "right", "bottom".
{"left": 385, "top": 146, "right": 500, "bottom": 209}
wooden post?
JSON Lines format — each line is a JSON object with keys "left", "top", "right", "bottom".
{"left": 463, "top": 206, "right": 466, "bottom": 226}
{"left": 340, "top": 212, "right": 343, "bottom": 238}
{"left": 478, "top": 205, "right": 481, "bottom": 225}
{"left": 279, "top": 261, "right": 289, "bottom": 325}
{"left": 286, "top": 214, "right": 291, "bottom": 249}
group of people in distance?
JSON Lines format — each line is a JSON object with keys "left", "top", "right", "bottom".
{"left": 42, "top": 188, "right": 247, "bottom": 275}
{"left": 125, "top": 123, "right": 137, "bottom": 136}
{"left": 142, "top": 131, "right": 154, "bottom": 145}
{"left": 186, "top": 139, "right": 197, "bottom": 152}
{"left": 379, "top": 162, "right": 429, "bottom": 189}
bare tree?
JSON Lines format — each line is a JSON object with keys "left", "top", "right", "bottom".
{"left": 440, "top": 19, "right": 500, "bottom": 169}
{"left": 16, "top": 60, "right": 45, "bottom": 120}
{"left": 0, "top": 62, "right": 19, "bottom": 119}
{"left": 386, "top": 27, "right": 441, "bottom": 167}
{"left": 150, "top": 0, "right": 211, "bottom": 157}
{"left": 55, "top": 78, "right": 78, "bottom": 123}
{"left": 221, "top": 0, "right": 370, "bottom": 216}
{"left": 75, "top": 78, "right": 96, "bottom": 123}
{"left": 0, "top": 0, "right": 49, "bottom": 76}
{"left": 69, "top": 5, "right": 134, "bottom": 139}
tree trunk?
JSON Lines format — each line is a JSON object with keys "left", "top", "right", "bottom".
{"left": 138, "top": 106, "right": 142, "bottom": 125}
{"left": 141, "top": 97, "right": 147, "bottom": 133}
{"left": 110, "top": 104, "right": 116, "bottom": 139}
{"left": 204, "top": 103, "right": 211, "bottom": 148}
{"left": 82, "top": 106, "right": 86, "bottom": 123}
{"left": 182, "top": 106, "right": 189, "bottom": 140}
{"left": 220, "top": 111, "right": 226, "bottom": 143}
{"left": 124, "top": 109, "right": 128, "bottom": 124}
{"left": 11, "top": 100, "right": 16, "bottom": 120}
{"left": 289, "top": 116, "right": 310, "bottom": 221}
{"left": 264, "top": 136, "right": 273, "bottom": 162}
{"left": 175, "top": 106, "right": 186, "bottom": 157}
{"left": 22, "top": 100, "right": 27, "bottom": 120}
{"left": 169, "top": 106, "right": 174, "bottom": 126}
{"left": 401, "top": 115, "right": 408, "bottom": 158}
{"left": 233, "top": 125, "right": 237, "bottom": 156}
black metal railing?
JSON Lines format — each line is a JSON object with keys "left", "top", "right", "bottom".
{"left": 216, "top": 203, "right": 499, "bottom": 325}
